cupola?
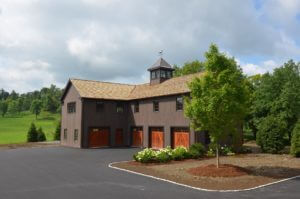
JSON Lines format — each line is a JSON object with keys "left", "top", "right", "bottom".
{"left": 148, "top": 57, "right": 174, "bottom": 85}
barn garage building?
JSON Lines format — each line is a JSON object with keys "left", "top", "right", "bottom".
{"left": 60, "top": 58, "right": 242, "bottom": 149}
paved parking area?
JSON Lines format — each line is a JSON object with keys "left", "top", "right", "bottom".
{"left": 0, "top": 147, "right": 299, "bottom": 199}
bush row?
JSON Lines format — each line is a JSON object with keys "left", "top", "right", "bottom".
{"left": 133, "top": 143, "right": 206, "bottom": 163}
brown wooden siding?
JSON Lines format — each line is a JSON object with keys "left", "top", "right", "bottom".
{"left": 128, "top": 95, "right": 195, "bottom": 148}
{"left": 81, "top": 99, "right": 130, "bottom": 148}
{"left": 61, "top": 85, "right": 82, "bottom": 148}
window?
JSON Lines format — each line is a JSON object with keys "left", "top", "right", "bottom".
{"left": 160, "top": 70, "right": 166, "bottom": 78}
{"left": 67, "top": 102, "right": 76, "bottom": 113}
{"left": 116, "top": 102, "right": 124, "bottom": 113}
{"left": 176, "top": 97, "right": 183, "bottom": 111}
{"left": 155, "top": 70, "right": 160, "bottom": 79}
{"left": 166, "top": 71, "right": 172, "bottom": 78}
{"left": 151, "top": 71, "right": 156, "bottom": 79}
{"left": 96, "top": 101, "right": 104, "bottom": 112}
{"left": 134, "top": 101, "right": 139, "bottom": 113}
{"left": 64, "top": 129, "right": 67, "bottom": 140}
{"left": 153, "top": 101, "right": 159, "bottom": 112}
{"left": 74, "top": 129, "right": 78, "bottom": 141}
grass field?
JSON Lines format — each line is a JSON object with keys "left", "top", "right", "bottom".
{"left": 0, "top": 111, "right": 60, "bottom": 144}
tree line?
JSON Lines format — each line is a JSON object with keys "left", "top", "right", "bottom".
{"left": 175, "top": 44, "right": 300, "bottom": 162}
{"left": 0, "top": 85, "right": 63, "bottom": 118}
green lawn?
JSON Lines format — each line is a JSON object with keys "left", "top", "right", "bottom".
{"left": 0, "top": 111, "right": 60, "bottom": 144}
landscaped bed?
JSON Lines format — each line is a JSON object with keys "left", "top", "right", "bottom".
{"left": 111, "top": 153, "right": 300, "bottom": 190}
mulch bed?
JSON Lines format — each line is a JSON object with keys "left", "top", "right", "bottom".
{"left": 112, "top": 154, "right": 300, "bottom": 190}
{"left": 187, "top": 164, "right": 250, "bottom": 177}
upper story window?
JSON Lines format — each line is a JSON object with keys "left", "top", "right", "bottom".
{"left": 134, "top": 101, "right": 139, "bottom": 113}
{"left": 64, "top": 129, "right": 67, "bottom": 140}
{"left": 176, "top": 96, "right": 183, "bottom": 111}
{"left": 74, "top": 129, "right": 78, "bottom": 141}
{"left": 153, "top": 101, "right": 159, "bottom": 112}
{"left": 116, "top": 102, "right": 124, "bottom": 113}
{"left": 67, "top": 102, "right": 76, "bottom": 113}
{"left": 96, "top": 101, "right": 104, "bottom": 112}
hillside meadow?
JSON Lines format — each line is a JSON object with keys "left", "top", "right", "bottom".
{"left": 0, "top": 111, "right": 60, "bottom": 144}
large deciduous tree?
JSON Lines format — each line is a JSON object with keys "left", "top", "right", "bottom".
{"left": 31, "top": 100, "right": 42, "bottom": 119}
{"left": 0, "top": 100, "right": 8, "bottom": 117}
{"left": 185, "top": 44, "right": 249, "bottom": 168}
{"left": 173, "top": 60, "right": 205, "bottom": 77}
{"left": 7, "top": 100, "right": 19, "bottom": 116}
{"left": 250, "top": 60, "right": 300, "bottom": 147}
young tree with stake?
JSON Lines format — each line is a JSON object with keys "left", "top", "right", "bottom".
{"left": 185, "top": 44, "right": 249, "bottom": 168}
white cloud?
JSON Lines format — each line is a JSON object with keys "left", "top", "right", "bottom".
{"left": 0, "top": 0, "right": 299, "bottom": 92}
{"left": 0, "top": 59, "right": 61, "bottom": 93}
{"left": 240, "top": 60, "right": 279, "bottom": 76}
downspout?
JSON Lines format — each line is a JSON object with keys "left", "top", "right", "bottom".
{"left": 80, "top": 98, "right": 84, "bottom": 148}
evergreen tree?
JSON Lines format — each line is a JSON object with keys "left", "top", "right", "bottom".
{"left": 27, "top": 123, "right": 38, "bottom": 142}
{"left": 37, "top": 127, "right": 46, "bottom": 142}
{"left": 54, "top": 121, "right": 61, "bottom": 141}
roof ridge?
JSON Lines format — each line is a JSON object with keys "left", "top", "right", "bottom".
{"left": 70, "top": 78, "right": 136, "bottom": 86}
{"left": 71, "top": 72, "right": 202, "bottom": 88}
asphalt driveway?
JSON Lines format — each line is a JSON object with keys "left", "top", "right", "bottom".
{"left": 0, "top": 147, "right": 299, "bottom": 199}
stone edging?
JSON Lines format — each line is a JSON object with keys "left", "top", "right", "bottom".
{"left": 108, "top": 160, "right": 300, "bottom": 193}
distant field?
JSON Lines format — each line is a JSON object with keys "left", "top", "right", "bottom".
{"left": 0, "top": 112, "right": 60, "bottom": 144}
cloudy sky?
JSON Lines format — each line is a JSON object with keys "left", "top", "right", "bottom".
{"left": 0, "top": 0, "right": 300, "bottom": 93}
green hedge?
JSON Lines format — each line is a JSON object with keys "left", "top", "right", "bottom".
{"left": 291, "top": 121, "right": 300, "bottom": 157}
{"left": 256, "top": 115, "right": 286, "bottom": 154}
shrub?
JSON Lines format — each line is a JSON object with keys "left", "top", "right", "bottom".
{"left": 133, "top": 148, "right": 157, "bottom": 163}
{"left": 37, "top": 127, "right": 46, "bottom": 142}
{"left": 291, "top": 121, "right": 300, "bottom": 157}
{"left": 256, "top": 115, "right": 286, "bottom": 154}
{"left": 207, "top": 148, "right": 215, "bottom": 157}
{"left": 172, "top": 146, "right": 188, "bottom": 160}
{"left": 27, "top": 123, "right": 38, "bottom": 142}
{"left": 54, "top": 121, "right": 61, "bottom": 141}
{"left": 188, "top": 143, "right": 206, "bottom": 159}
{"left": 156, "top": 148, "right": 173, "bottom": 162}
{"left": 221, "top": 145, "right": 235, "bottom": 156}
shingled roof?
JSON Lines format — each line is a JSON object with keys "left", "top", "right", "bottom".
{"left": 147, "top": 57, "right": 174, "bottom": 71}
{"left": 67, "top": 72, "right": 203, "bottom": 101}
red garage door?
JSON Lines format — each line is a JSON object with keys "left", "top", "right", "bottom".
{"left": 150, "top": 127, "right": 164, "bottom": 149}
{"left": 89, "top": 128, "right": 109, "bottom": 148}
{"left": 115, "top": 128, "right": 123, "bottom": 146}
{"left": 132, "top": 127, "right": 143, "bottom": 147}
{"left": 172, "top": 127, "right": 190, "bottom": 148}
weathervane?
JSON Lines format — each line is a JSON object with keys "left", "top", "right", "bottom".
{"left": 158, "top": 50, "right": 163, "bottom": 57}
